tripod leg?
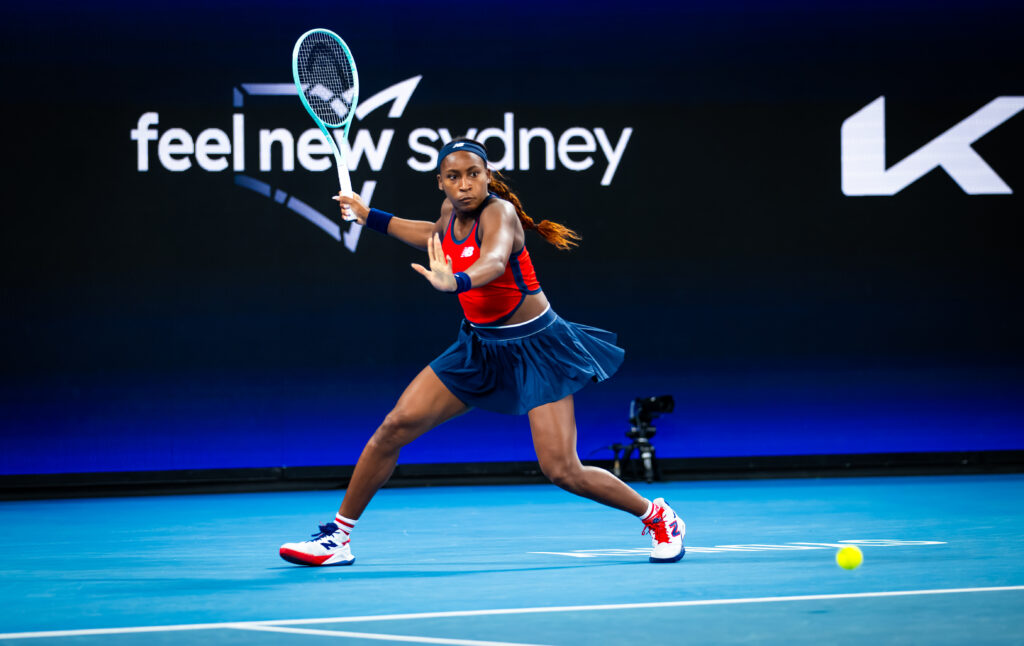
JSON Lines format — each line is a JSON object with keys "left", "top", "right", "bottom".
{"left": 621, "top": 445, "right": 636, "bottom": 481}
{"left": 635, "top": 439, "right": 659, "bottom": 483}
{"left": 641, "top": 448, "right": 654, "bottom": 483}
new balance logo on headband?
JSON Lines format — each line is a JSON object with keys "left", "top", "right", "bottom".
{"left": 453, "top": 143, "right": 465, "bottom": 148}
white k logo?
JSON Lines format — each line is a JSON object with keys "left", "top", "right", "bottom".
{"left": 841, "top": 95, "right": 1024, "bottom": 196}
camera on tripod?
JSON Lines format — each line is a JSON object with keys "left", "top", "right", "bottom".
{"left": 629, "top": 395, "right": 675, "bottom": 430}
{"left": 612, "top": 395, "right": 674, "bottom": 483}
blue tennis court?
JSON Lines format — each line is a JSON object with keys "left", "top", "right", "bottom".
{"left": 2, "top": 473, "right": 1023, "bottom": 644}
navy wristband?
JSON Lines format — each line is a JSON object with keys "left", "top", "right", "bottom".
{"left": 365, "top": 208, "right": 393, "bottom": 234}
{"left": 454, "top": 272, "right": 472, "bottom": 294}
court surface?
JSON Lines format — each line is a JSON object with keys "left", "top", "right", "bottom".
{"left": 1, "top": 474, "right": 1023, "bottom": 645}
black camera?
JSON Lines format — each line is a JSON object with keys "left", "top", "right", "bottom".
{"left": 611, "top": 395, "right": 675, "bottom": 483}
{"left": 629, "top": 395, "right": 675, "bottom": 428}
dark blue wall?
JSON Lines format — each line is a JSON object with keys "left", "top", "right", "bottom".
{"left": 2, "top": 1, "right": 1022, "bottom": 475}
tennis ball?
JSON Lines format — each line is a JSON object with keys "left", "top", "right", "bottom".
{"left": 836, "top": 546, "right": 863, "bottom": 570}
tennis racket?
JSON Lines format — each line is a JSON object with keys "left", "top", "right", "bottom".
{"left": 292, "top": 28, "right": 360, "bottom": 220}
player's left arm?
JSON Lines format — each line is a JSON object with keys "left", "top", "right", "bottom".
{"left": 462, "top": 201, "right": 517, "bottom": 288}
{"left": 409, "top": 201, "right": 516, "bottom": 293}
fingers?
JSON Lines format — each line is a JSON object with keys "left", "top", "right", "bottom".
{"left": 425, "top": 233, "right": 436, "bottom": 264}
{"left": 415, "top": 235, "right": 457, "bottom": 292}
{"left": 332, "top": 191, "right": 363, "bottom": 204}
{"left": 429, "top": 236, "right": 453, "bottom": 276}
{"left": 427, "top": 232, "right": 444, "bottom": 267}
{"left": 412, "top": 262, "right": 446, "bottom": 291}
{"left": 332, "top": 193, "right": 352, "bottom": 215}
{"left": 332, "top": 192, "right": 366, "bottom": 223}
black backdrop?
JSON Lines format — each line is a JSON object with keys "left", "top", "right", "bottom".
{"left": 2, "top": 0, "right": 1022, "bottom": 477}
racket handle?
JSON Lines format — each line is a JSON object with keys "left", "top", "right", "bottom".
{"left": 337, "top": 163, "right": 356, "bottom": 222}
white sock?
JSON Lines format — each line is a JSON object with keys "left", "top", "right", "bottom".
{"left": 639, "top": 500, "right": 656, "bottom": 521}
{"left": 334, "top": 513, "right": 358, "bottom": 536}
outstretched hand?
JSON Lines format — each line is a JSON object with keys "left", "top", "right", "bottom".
{"left": 411, "top": 233, "right": 458, "bottom": 293}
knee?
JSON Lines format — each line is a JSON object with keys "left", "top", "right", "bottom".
{"left": 368, "top": 410, "right": 421, "bottom": 455}
{"left": 539, "top": 458, "right": 583, "bottom": 491}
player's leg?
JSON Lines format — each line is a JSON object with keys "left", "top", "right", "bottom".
{"left": 528, "top": 394, "right": 647, "bottom": 514}
{"left": 339, "top": 366, "right": 469, "bottom": 519}
{"left": 528, "top": 394, "right": 685, "bottom": 562}
{"left": 280, "top": 366, "right": 468, "bottom": 566}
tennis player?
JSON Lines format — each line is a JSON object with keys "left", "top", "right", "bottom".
{"left": 280, "top": 138, "right": 684, "bottom": 565}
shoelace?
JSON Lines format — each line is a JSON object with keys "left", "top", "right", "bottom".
{"left": 642, "top": 515, "right": 670, "bottom": 544}
{"left": 309, "top": 523, "right": 339, "bottom": 541}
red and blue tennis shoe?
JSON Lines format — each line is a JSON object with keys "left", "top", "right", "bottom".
{"left": 279, "top": 522, "right": 355, "bottom": 566}
{"left": 642, "top": 497, "right": 685, "bottom": 563}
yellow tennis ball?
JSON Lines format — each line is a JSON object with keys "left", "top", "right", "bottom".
{"left": 836, "top": 546, "right": 863, "bottom": 570}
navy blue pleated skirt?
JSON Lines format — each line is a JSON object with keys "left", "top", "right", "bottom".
{"left": 429, "top": 307, "right": 625, "bottom": 415}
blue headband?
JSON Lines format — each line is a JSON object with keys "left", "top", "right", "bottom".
{"left": 437, "top": 140, "right": 489, "bottom": 171}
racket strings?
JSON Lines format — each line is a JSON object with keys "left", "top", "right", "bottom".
{"left": 296, "top": 32, "right": 356, "bottom": 127}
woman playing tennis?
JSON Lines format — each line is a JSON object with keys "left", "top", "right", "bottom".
{"left": 280, "top": 138, "right": 684, "bottom": 565}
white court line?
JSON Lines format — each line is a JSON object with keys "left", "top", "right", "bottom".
{"left": 232, "top": 624, "right": 551, "bottom": 646}
{"left": 1, "top": 586, "right": 1022, "bottom": 640}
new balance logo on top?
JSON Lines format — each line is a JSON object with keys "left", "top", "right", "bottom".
{"left": 460, "top": 246, "right": 475, "bottom": 258}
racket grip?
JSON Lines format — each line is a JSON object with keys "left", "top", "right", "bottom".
{"left": 340, "top": 196, "right": 356, "bottom": 222}
{"left": 337, "top": 164, "right": 357, "bottom": 222}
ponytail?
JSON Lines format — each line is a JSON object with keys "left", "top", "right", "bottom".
{"left": 488, "top": 172, "right": 581, "bottom": 251}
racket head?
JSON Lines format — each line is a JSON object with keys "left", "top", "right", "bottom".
{"left": 292, "top": 28, "right": 360, "bottom": 133}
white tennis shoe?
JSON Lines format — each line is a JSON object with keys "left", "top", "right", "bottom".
{"left": 279, "top": 522, "right": 355, "bottom": 566}
{"left": 642, "top": 497, "right": 686, "bottom": 563}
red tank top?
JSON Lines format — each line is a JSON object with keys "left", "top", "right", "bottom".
{"left": 441, "top": 208, "right": 542, "bottom": 325}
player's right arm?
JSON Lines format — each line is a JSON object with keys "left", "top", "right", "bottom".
{"left": 335, "top": 192, "right": 439, "bottom": 251}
